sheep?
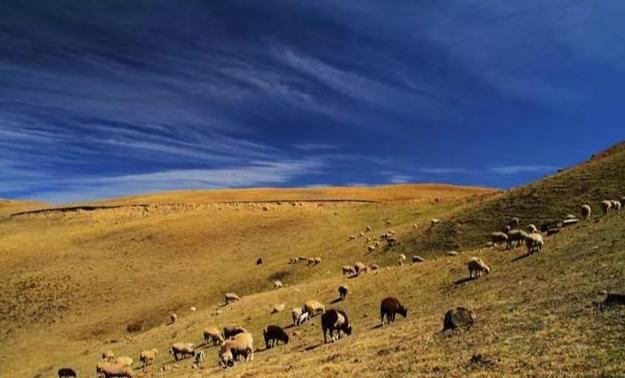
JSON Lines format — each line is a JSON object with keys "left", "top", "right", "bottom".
{"left": 506, "top": 230, "right": 528, "bottom": 249}
{"left": 263, "top": 325, "right": 289, "bottom": 348}
{"left": 291, "top": 307, "right": 303, "bottom": 325}
{"left": 102, "top": 350, "right": 115, "bottom": 361}
{"left": 57, "top": 368, "right": 77, "bottom": 378}
{"left": 613, "top": 200, "right": 622, "bottom": 212}
{"left": 342, "top": 265, "right": 356, "bottom": 276}
{"left": 510, "top": 217, "right": 520, "bottom": 228}
{"left": 466, "top": 257, "right": 490, "bottom": 278}
{"left": 170, "top": 343, "right": 195, "bottom": 361}
{"left": 527, "top": 224, "right": 538, "bottom": 233}
{"left": 368, "top": 263, "right": 380, "bottom": 271}
{"left": 367, "top": 244, "right": 377, "bottom": 253}
{"left": 562, "top": 218, "right": 579, "bottom": 227}
{"left": 430, "top": 218, "right": 441, "bottom": 227}
{"left": 321, "top": 309, "right": 352, "bottom": 343}
{"left": 412, "top": 223, "right": 418, "bottom": 229}
{"left": 365, "top": 236, "right": 372, "bottom": 243}
{"left": 490, "top": 232, "right": 508, "bottom": 247}
{"left": 348, "top": 235, "right": 356, "bottom": 241}
{"left": 353, "top": 261, "right": 367, "bottom": 274}
{"left": 288, "top": 257, "right": 298, "bottom": 264}
{"left": 581, "top": 204, "right": 592, "bottom": 219}
{"left": 97, "top": 363, "right": 133, "bottom": 378}
{"left": 546, "top": 227, "right": 560, "bottom": 236}
{"left": 602, "top": 200, "right": 613, "bottom": 214}
{"left": 307, "top": 257, "right": 316, "bottom": 265}
{"left": 271, "top": 304, "right": 285, "bottom": 314}
{"left": 295, "top": 310, "right": 310, "bottom": 326}
{"left": 338, "top": 285, "right": 349, "bottom": 300}
{"left": 398, "top": 254, "right": 406, "bottom": 266}
{"left": 380, "top": 297, "right": 408, "bottom": 325}
{"left": 203, "top": 327, "right": 224, "bottom": 345}
{"left": 314, "top": 257, "right": 322, "bottom": 265}
{"left": 256, "top": 257, "right": 263, "bottom": 265}
{"left": 114, "top": 356, "right": 133, "bottom": 368}
{"left": 365, "top": 225, "right": 372, "bottom": 231}
{"left": 195, "top": 350, "right": 205, "bottom": 365}
{"left": 303, "top": 299, "right": 326, "bottom": 316}
{"left": 219, "top": 332, "right": 254, "bottom": 368}
{"left": 525, "top": 233, "right": 544, "bottom": 254}
{"left": 170, "top": 313, "right": 177, "bottom": 324}
{"left": 359, "top": 231, "right": 365, "bottom": 237}
{"left": 412, "top": 255, "right": 425, "bottom": 263}
{"left": 224, "top": 293, "right": 240, "bottom": 304}
{"left": 274, "top": 280, "right": 284, "bottom": 289}
{"left": 139, "top": 348, "right": 158, "bottom": 368}
{"left": 223, "top": 326, "right": 247, "bottom": 339}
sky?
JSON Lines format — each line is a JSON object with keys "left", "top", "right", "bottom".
{"left": 1, "top": 1, "right": 624, "bottom": 203}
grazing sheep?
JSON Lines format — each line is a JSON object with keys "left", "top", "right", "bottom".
{"left": 527, "top": 224, "right": 538, "bottom": 233}
{"left": 367, "top": 244, "right": 377, "bottom": 253}
{"left": 562, "top": 218, "right": 579, "bottom": 227}
{"left": 314, "top": 257, "right": 322, "bottom": 265}
{"left": 430, "top": 218, "right": 441, "bottom": 227}
{"left": 380, "top": 297, "right": 408, "bottom": 325}
{"left": 443, "top": 307, "right": 477, "bottom": 331}
{"left": 195, "top": 350, "right": 205, "bottom": 365}
{"left": 271, "top": 304, "right": 285, "bottom": 314}
{"left": 398, "top": 254, "right": 406, "bottom": 265}
{"left": 581, "top": 204, "right": 592, "bottom": 219}
{"left": 263, "top": 325, "right": 289, "bottom": 348}
{"left": 190, "top": 306, "right": 197, "bottom": 312}
{"left": 385, "top": 219, "right": 393, "bottom": 225}
{"left": 348, "top": 235, "right": 356, "bottom": 241}
{"left": 354, "top": 261, "right": 367, "bottom": 275}
{"left": 303, "top": 300, "right": 326, "bottom": 316}
{"left": 170, "top": 313, "right": 178, "bottom": 324}
{"left": 525, "top": 233, "right": 544, "bottom": 254}
{"left": 102, "top": 350, "right": 115, "bottom": 361}
{"left": 338, "top": 285, "right": 349, "bottom": 300}
{"left": 369, "top": 263, "right": 380, "bottom": 271}
{"left": 274, "top": 280, "right": 284, "bottom": 289}
{"left": 288, "top": 257, "right": 297, "bottom": 264}
{"left": 219, "top": 332, "right": 254, "bottom": 368}
{"left": 97, "top": 363, "right": 134, "bottom": 378}
{"left": 203, "top": 327, "right": 224, "bottom": 345}
{"left": 466, "top": 257, "right": 490, "bottom": 278}
{"left": 57, "top": 368, "right": 77, "bottom": 378}
{"left": 114, "top": 356, "right": 133, "bottom": 368}
{"left": 602, "top": 200, "right": 613, "bottom": 214}
{"left": 490, "top": 232, "right": 508, "bottom": 247}
{"left": 292, "top": 307, "right": 303, "bottom": 325}
{"left": 509, "top": 217, "right": 520, "bottom": 228}
{"left": 224, "top": 293, "right": 240, "bottom": 304}
{"left": 412, "top": 223, "right": 418, "bottom": 229}
{"left": 359, "top": 231, "right": 365, "bottom": 237}
{"left": 170, "top": 343, "right": 195, "bottom": 361}
{"left": 365, "top": 225, "right": 372, "bottom": 231}
{"left": 256, "top": 257, "right": 263, "bottom": 265}
{"left": 139, "top": 348, "right": 158, "bottom": 368}
{"left": 342, "top": 265, "right": 356, "bottom": 276}
{"left": 296, "top": 311, "right": 310, "bottom": 326}
{"left": 506, "top": 230, "right": 528, "bottom": 249}
{"left": 613, "top": 200, "right": 622, "bottom": 212}
{"left": 223, "top": 326, "right": 247, "bottom": 339}
{"left": 321, "top": 309, "right": 352, "bottom": 343}
{"left": 307, "top": 257, "right": 316, "bottom": 265}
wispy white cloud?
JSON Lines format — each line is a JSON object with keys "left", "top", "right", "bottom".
{"left": 292, "top": 143, "right": 338, "bottom": 152}
{"left": 417, "top": 167, "right": 468, "bottom": 175}
{"left": 387, "top": 175, "right": 413, "bottom": 184}
{"left": 488, "top": 165, "right": 556, "bottom": 175}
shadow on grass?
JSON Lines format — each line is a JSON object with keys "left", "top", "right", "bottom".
{"left": 330, "top": 297, "right": 343, "bottom": 304}
{"left": 454, "top": 277, "right": 476, "bottom": 285}
{"left": 370, "top": 323, "right": 383, "bottom": 330}
{"left": 512, "top": 253, "right": 532, "bottom": 262}
{"left": 303, "top": 343, "right": 323, "bottom": 352}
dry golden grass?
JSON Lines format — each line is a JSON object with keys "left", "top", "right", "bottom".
{"left": 0, "top": 184, "right": 491, "bottom": 377}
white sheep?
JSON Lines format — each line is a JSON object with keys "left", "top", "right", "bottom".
{"left": 398, "top": 254, "right": 406, "bottom": 266}
{"left": 170, "top": 343, "right": 195, "bottom": 361}
{"left": 274, "top": 280, "right": 284, "bottom": 289}
{"left": 430, "top": 218, "right": 440, "bottom": 227}
{"left": 114, "top": 356, "right": 133, "bottom": 368}
{"left": 527, "top": 224, "right": 538, "bottom": 233}
{"left": 525, "top": 233, "right": 544, "bottom": 254}
{"left": 581, "top": 204, "right": 592, "bottom": 219}
{"left": 203, "top": 327, "right": 224, "bottom": 345}
{"left": 466, "top": 257, "right": 490, "bottom": 278}
{"left": 219, "top": 332, "right": 254, "bottom": 368}
{"left": 353, "top": 261, "right": 367, "bottom": 275}
{"left": 602, "top": 200, "right": 613, "bottom": 214}
{"left": 195, "top": 350, "right": 205, "bottom": 365}
{"left": 303, "top": 299, "right": 325, "bottom": 316}
{"left": 97, "top": 362, "right": 133, "bottom": 378}
{"left": 102, "top": 350, "right": 115, "bottom": 361}
{"left": 490, "top": 232, "right": 508, "bottom": 247}
{"left": 224, "top": 293, "right": 240, "bottom": 304}
{"left": 296, "top": 311, "right": 310, "bottom": 326}
{"left": 139, "top": 349, "right": 158, "bottom": 368}
{"left": 342, "top": 265, "right": 356, "bottom": 276}
{"left": 271, "top": 304, "right": 285, "bottom": 314}
{"left": 314, "top": 257, "right": 322, "bottom": 265}
{"left": 367, "top": 244, "right": 377, "bottom": 253}
{"left": 170, "top": 313, "right": 177, "bottom": 324}
{"left": 612, "top": 200, "right": 622, "bottom": 212}
{"left": 291, "top": 307, "right": 303, "bottom": 326}
{"left": 368, "top": 263, "right": 380, "bottom": 271}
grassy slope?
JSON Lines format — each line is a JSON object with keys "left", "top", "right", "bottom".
{"left": 404, "top": 141, "right": 625, "bottom": 253}
{"left": 0, "top": 185, "right": 490, "bottom": 377}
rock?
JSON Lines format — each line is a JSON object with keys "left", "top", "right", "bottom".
{"left": 443, "top": 307, "right": 476, "bottom": 330}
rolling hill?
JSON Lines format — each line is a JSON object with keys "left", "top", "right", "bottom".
{"left": 1, "top": 142, "right": 625, "bottom": 377}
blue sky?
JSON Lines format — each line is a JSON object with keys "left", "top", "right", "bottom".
{"left": 1, "top": 1, "right": 624, "bottom": 203}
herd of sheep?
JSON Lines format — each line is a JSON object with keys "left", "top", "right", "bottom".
{"left": 57, "top": 197, "right": 623, "bottom": 378}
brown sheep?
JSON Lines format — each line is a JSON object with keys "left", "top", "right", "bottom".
{"left": 380, "top": 297, "right": 408, "bottom": 325}
{"left": 219, "top": 332, "right": 254, "bottom": 368}
{"left": 303, "top": 300, "right": 325, "bottom": 316}
{"left": 203, "top": 327, "right": 224, "bottom": 345}
{"left": 466, "top": 257, "right": 490, "bottom": 278}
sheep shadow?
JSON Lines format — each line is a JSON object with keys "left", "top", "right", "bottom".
{"left": 511, "top": 253, "right": 532, "bottom": 262}
{"left": 454, "top": 277, "right": 476, "bottom": 285}
{"left": 370, "top": 323, "right": 383, "bottom": 330}
{"left": 283, "top": 324, "right": 296, "bottom": 330}
{"left": 330, "top": 297, "right": 343, "bottom": 304}
{"left": 303, "top": 343, "right": 322, "bottom": 352}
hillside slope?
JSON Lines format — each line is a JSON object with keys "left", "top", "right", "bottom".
{"left": 0, "top": 184, "right": 491, "bottom": 377}
{"left": 403, "top": 141, "right": 625, "bottom": 253}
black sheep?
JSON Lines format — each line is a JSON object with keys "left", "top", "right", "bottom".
{"left": 338, "top": 285, "right": 349, "bottom": 300}
{"left": 263, "top": 325, "right": 289, "bottom": 348}
{"left": 380, "top": 297, "right": 408, "bottom": 325}
{"left": 256, "top": 257, "right": 263, "bottom": 265}
{"left": 58, "top": 368, "right": 77, "bottom": 378}
{"left": 321, "top": 309, "right": 352, "bottom": 343}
